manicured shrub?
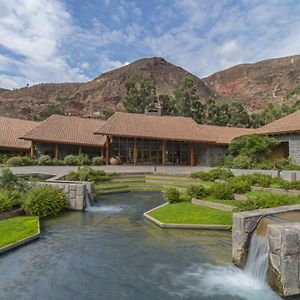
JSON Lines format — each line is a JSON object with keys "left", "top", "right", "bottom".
{"left": 249, "top": 173, "right": 273, "bottom": 187}
{"left": 79, "top": 154, "right": 92, "bottom": 166}
{"left": 179, "top": 193, "right": 192, "bottom": 202}
{"left": 164, "top": 188, "right": 180, "bottom": 203}
{"left": 232, "top": 155, "right": 252, "bottom": 169}
{"left": 235, "top": 193, "right": 300, "bottom": 212}
{"left": 38, "top": 155, "right": 53, "bottom": 166}
{"left": 65, "top": 167, "right": 109, "bottom": 182}
{"left": 186, "top": 184, "right": 207, "bottom": 198}
{"left": 208, "top": 183, "right": 234, "bottom": 200}
{"left": 6, "top": 156, "right": 23, "bottom": 166}
{"left": 254, "top": 160, "right": 273, "bottom": 170}
{"left": 92, "top": 156, "right": 105, "bottom": 166}
{"left": 0, "top": 168, "right": 19, "bottom": 190}
{"left": 0, "top": 193, "right": 13, "bottom": 213}
{"left": 191, "top": 167, "right": 233, "bottom": 181}
{"left": 228, "top": 176, "right": 251, "bottom": 193}
{"left": 191, "top": 171, "right": 212, "bottom": 181}
{"left": 22, "top": 186, "right": 65, "bottom": 217}
{"left": 22, "top": 156, "right": 36, "bottom": 166}
{"left": 64, "top": 154, "right": 81, "bottom": 166}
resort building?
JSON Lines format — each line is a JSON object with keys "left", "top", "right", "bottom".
{"left": 21, "top": 115, "right": 106, "bottom": 159}
{"left": 94, "top": 112, "right": 254, "bottom": 166}
{"left": 0, "top": 117, "right": 39, "bottom": 154}
{"left": 256, "top": 110, "right": 300, "bottom": 164}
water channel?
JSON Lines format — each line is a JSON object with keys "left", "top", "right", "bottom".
{"left": 0, "top": 191, "right": 282, "bottom": 300}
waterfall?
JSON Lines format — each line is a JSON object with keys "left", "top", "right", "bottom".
{"left": 244, "top": 233, "right": 269, "bottom": 282}
{"left": 85, "top": 192, "right": 94, "bottom": 209}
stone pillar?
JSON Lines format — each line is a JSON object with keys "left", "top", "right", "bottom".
{"left": 30, "top": 141, "right": 35, "bottom": 158}
{"left": 162, "top": 140, "right": 166, "bottom": 164}
{"left": 78, "top": 146, "right": 82, "bottom": 155}
{"left": 133, "top": 138, "right": 138, "bottom": 165}
{"left": 268, "top": 223, "right": 300, "bottom": 297}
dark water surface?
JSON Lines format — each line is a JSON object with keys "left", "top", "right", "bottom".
{"left": 0, "top": 191, "right": 281, "bottom": 300}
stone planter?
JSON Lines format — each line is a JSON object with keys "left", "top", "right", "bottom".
{"left": 110, "top": 157, "right": 121, "bottom": 165}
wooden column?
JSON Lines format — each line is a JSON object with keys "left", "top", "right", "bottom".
{"left": 133, "top": 138, "right": 138, "bottom": 165}
{"left": 190, "top": 143, "right": 195, "bottom": 166}
{"left": 30, "top": 141, "right": 35, "bottom": 158}
{"left": 78, "top": 145, "right": 82, "bottom": 155}
{"left": 55, "top": 144, "right": 59, "bottom": 160}
{"left": 105, "top": 136, "right": 110, "bottom": 165}
{"left": 162, "top": 140, "right": 166, "bottom": 165}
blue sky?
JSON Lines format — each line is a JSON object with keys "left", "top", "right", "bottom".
{"left": 1, "top": 0, "right": 300, "bottom": 89}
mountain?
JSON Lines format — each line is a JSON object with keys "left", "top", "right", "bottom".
{"left": 0, "top": 55, "right": 300, "bottom": 119}
{"left": 203, "top": 55, "right": 300, "bottom": 110}
{"left": 0, "top": 57, "right": 211, "bottom": 119}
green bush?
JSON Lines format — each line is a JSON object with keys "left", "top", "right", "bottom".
{"left": 64, "top": 155, "right": 81, "bottom": 166}
{"left": 228, "top": 176, "right": 251, "bottom": 193}
{"left": 22, "top": 186, "right": 65, "bottom": 217}
{"left": 179, "top": 193, "right": 192, "bottom": 202}
{"left": 38, "top": 155, "right": 53, "bottom": 166}
{"left": 0, "top": 168, "right": 19, "bottom": 190}
{"left": 6, "top": 156, "right": 23, "bottom": 166}
{"left": 92, "top": 156, "right": 105, "bottom": 166}
{"left": 232, "top": 155, "right": 252, "bottom": 169}
{"left": 186, "top": 184, "right": 207, "bottom": 198}
{"left": 164, "top": 188, "right": 180, "bottom": 203}
{"left": 235, "top": 193, "right": 300, "bottom": 212}
{"left": 254, "top": 160, "right": 273, "bottom": 170}
{"left": 191, "top": 167, "right": 233, "bottom": 181}
{"left": 0, "top": 193, "right": 13, "bottom": 213}
{"left": 65, "top": 167, "right": 109, "bottom": 182}
{"left": 79, "top": 154, "right": 92, "bottom": 166}
{"left": 208, "top": 183, "right": 234, "bottom": 200}
{"left": 248, "top": 173, "right": 273, "bottom": 187}
{"left": 22, "top": 156, "right": 36, "bottom": 166}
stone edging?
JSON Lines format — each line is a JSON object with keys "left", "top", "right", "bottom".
{"left": 191, "top": 198, "right": 234, "bottom": 212}
{"left": 0, "top": 208, "right": 23, "bottom": 220}
{"left": 0, "top": 218, "right": 40, "bottom": 255}
{"left": 143, "top": 203, "right": 231, "bottom": 230}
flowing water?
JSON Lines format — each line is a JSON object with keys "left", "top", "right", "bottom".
{"left": 0, "top": 191, "right": 282, "bottom": 300}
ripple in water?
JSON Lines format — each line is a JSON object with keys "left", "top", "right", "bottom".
{"left": 172, "top": 263, "right": 282, "bottom": 300}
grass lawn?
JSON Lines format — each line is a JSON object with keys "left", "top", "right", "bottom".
{"left": 0, "top": 216, "right": 39, "bottom": 248}
{"left": 148, "top": 202, "right": 232, "bottom": 225}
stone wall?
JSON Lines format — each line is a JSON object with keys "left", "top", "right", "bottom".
{"left": 273, "top": 134, "right": 300, "bottom": 165}
{"left": 268, "top": 223, "right": 300, "bottom": 296}
{"left": 232, "top": 205, "right": 300, "bottom": 297}
{"left": 35, "top": 181, "right": 92, "bottom": 211}
{"left": 196, "top": 144, "right": 228, "bottom": 166}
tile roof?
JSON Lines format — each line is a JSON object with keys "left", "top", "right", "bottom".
{"left": 256, "top": 110, "right": 300, "bottom": 135}
{"left": 22, "top": 115, "right": 106, "bottom": 146}
{"left": 0, "top": 117, "right": 39, "bottom": 150}
{"left": 94, "top": 112, "right": 216, "bottom": 143}
{"left": 199, "top": 124, "right": 256, "bottom": 144}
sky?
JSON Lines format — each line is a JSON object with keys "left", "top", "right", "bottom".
{"left": 0, "top": 0, "right": 300, "bottom": 89}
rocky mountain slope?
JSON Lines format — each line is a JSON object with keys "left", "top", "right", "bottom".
{"left": 0, "top": 55, "right": 300, "bottom": 119}
{"left": 203, "top": 55, "right": 300, "bottom": 110}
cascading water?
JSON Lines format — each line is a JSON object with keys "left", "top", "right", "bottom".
{"left": 244, "top": 233, "right": 269, "bottom": 282}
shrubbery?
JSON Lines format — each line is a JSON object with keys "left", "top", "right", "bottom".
{"left": 235, "top": 193, "right": 300, "bottom": 212}
{"left": 191, "top": 167, "right": 233, "bottom": 181}
{"left": 164, "top": 188, "right": 180, "bottom": 203}
{"left": 92, "top": 156, "right": 105, "bottom": 166}
{"left": 186, "top": 184, "right": 207, "bottom": 198}
{"left": 208, "top": 183, "right": 234, "bottom": 200}
{"left": 65, "top": 167, "right": 109, "bottom": 182}
{"left": 228, "top": 176, "right": 251, "bottom": 193}
{"left": 0, "top": 189, "right": 22, "bottom": 213}
{"left": 38, "top": 155, "right": 53, "bottom": 166}
{"left": 22, "top": 186, "right": 65, "bottom": 217}
{"left": 6, "top": 156, "right": 23, "bottom": 166}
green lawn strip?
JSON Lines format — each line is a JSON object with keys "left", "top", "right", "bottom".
{"left": 0, "top": 216, "right": 39, "bottom": 248}
{"left": 202, "top": 195, "right": 238, "bottom": 207}
{"left": 148, "top": 202, "right": 232, "bottom": 225}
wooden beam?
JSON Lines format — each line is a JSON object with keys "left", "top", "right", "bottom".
{"left": 105, "top": 136, "right": 110, "bottom": 165}
{"left": 78, "top": 145, "right": 82, "bottom": 155}
{"left": 55, "top": 144, "right": 59, "bottom": 160}
{"left": 190, "top": 143, "right": 195, "bottom": 166}
{"left": 162, "top": 140, "right": 166, "bottom": 165}
{"left": 133, "top": 138, "right": 138, "bottom": 165}
{"left": 30, "top": 141, "right": 35, "bottom": 158}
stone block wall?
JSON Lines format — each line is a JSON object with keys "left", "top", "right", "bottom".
{"left": 35, "top": 181, "right": 90, "bottom": 211}
{"left": 274, "top": 134, "right": 300, "bottom": 165}
{"left": 196, "top": 144, "right": 228, "bottom": 166}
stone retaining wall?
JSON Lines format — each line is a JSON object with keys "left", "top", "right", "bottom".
{"left": 191, "top": 198, "right": 233, "bottom": 212}
{"left": 35, "top": 181, "right": 93, "bottom": 211}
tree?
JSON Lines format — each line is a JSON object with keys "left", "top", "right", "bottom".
{"left": 34, "top": 104, "right": 64, "bottom": 120}
{"left": 228, "top": 102, "right": 251, "bottom": 127}
{"left": 123, "top": 78, "right": 157, "bottom": 113}
{"left": 158, "top": 94, "right": 175, "bottom": 115}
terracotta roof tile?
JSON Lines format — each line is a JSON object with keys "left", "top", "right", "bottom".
{"left": 256, "top": 110, "right": 300, "bottom": 135}
{"left": 22, "top": 115, "right": 106, "bottom": 146}
{"left": 199, "top": 124, "right": 256, "bottom": 144}
{"left": 0, "top": 117, "right": 39, "bottom": 150}
{"left": 94, "top": 112, "right": 216, "bottom": 143}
